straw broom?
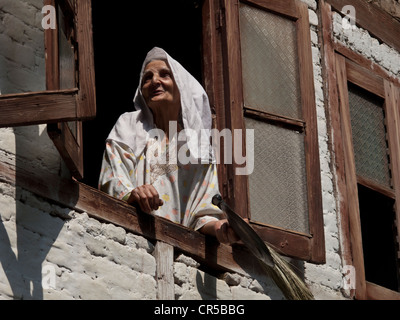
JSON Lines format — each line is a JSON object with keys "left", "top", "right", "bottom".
{"left": 212, "top": 194, "right": 314, "bottom": 300}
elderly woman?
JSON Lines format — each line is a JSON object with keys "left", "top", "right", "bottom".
{"left": 98, "top": 47, "right": 238, "bottom": 244}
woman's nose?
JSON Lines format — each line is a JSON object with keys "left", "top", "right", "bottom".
{"left": 151, "top": 74, "right": 161, "bottom": 85}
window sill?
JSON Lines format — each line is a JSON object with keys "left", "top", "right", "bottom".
{"left": 0, "top": 160, "right": 267, "bottom": 278}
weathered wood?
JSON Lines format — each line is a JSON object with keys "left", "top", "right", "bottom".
{"left": 356, "top": 175, "right": 395, "bottom": 200}
{"left": 335, "top": 54, "right": 367, "bottom": 299}
{"left": 334, "top": 43, "right": 400, "bottom": 88}
{"left": 244, "top": 107, "right": 305, "bottom": 132}
{"left": 0, "top": 90, "right": 78, "bottom": 127}
{"left": 202, "top": 0, "right": 229, "bottom": 200}
{"left": 296, "top": 0, "right": 326, "bottom": 264}
{"left": 75, "top": 0, "right": 96, "bottom": 119}
{"left": 48, "top": 121, "right": 84, "bottom": 179}
{"left": 345, "top": 59, "right": 385, "bottom": 98}
{"left": 154, "top": 241, "right": 175, "bottom": 300}
{"left": 252, "top": 224, "right": 311, "bottom": 261}
{"left": 327, "top": 0, "right": 400, "bottom": 54}
{"left": 366, "top": 281, "right": 400, "bottom": 300}
{"left": 221, "top": 0, "right": 249, "bottom": 217}
{"left": 44, "top": 0, "right": 59, "bottom": 91}
{"left": 383, "top": 81, "right": 400, "bottom": 284}
{"left": 242, "top": 0, "right": 299, "bottom": 19}
{"left": 319, "top": 1, "right": 354, "bottom": 274}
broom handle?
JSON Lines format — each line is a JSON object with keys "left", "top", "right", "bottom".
{"left": 212, "top": 194, "right": 275, "bottom": 268}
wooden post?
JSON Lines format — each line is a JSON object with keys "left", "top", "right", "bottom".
{"left": 154, "top": 241, "right": 175, "bottom": 300}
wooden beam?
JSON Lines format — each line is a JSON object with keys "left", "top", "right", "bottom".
{"left": 366, "top": 281, "right": 400, "bottom": 300}
{"left": 335, "top": 53, "right": 367, "bottom": 300}
{"left": 334, "top": 43, "right": 400, "bottom": 88}
{"left": 154, "top": 241, "right": 175, "bottom": 300}
{"left": 296, "top": 0, "right": 326, "bottom": 264}
{"left": 0, "top": 89, "right": 78, "bottom": 127}
{"left": 75, "top": 0, "right": 96, "bottom": 119}
{"left": 345, "top": 59, "right": 385, "bottom": 98}
{"left": 326, "top": 0, "right": 400, "bottom": 53}
{"left": 244, "top": 107, "right": 305, "bottom": 132}
{"left": 220, "top": 0, "right": 249, "bottom": 217}
{"left": 242, "top": 0, "right": 299, "bottom": 20}
{"left": 319, "top": 0, "right": 354, "bottom": 296}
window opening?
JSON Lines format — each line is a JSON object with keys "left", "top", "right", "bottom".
{"left": 83, "top": 0, "right": 203, "bottom": 188}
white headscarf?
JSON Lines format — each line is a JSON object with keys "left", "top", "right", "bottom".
{"left": 107, "top": 47, "right": 214, "bottom": 163}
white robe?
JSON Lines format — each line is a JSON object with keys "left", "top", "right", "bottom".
{"left": 98, "top": 47, "right": 223, "bottom": 230}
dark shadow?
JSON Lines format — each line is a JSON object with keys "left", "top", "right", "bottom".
{"left": 195, "top": 269, "right": 218, "bottom": 300}
{"left": 0, "top": 127, "right": 66, "bottom": 299}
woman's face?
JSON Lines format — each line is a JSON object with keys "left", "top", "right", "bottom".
{"left": 141, "top": 60, "right": 180, "bottom": 111}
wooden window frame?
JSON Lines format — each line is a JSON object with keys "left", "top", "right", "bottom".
{"left": 320, "top": 0, "right": 400, "bottom": 300}
{"left": 203, "top": 0, "right": 325, "bottom": 263}
{"left": 0, "top": 0, "right": 95, "bottom": 179}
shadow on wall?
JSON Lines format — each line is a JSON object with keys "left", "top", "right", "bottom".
{"left": 0, "top": 126, "right": 67, "bottom": 300}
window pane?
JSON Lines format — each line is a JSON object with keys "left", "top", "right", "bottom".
{"left": 0, "top": 0, "right": 46, "bottom": 94}
{"left": 348, "top": 83, "right": 391, "bottom": 188}
{"left": 239, "top": 3, "right": 302, "bottom": 119}
{"left": 245, "top": 117, "right": 309, "bottom": 234}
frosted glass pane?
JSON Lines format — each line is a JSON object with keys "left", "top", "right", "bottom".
{"left": 239, "top": 3, "right": 302, "bottom": 119}
{"left": 246, "top": 117, "right": 309, "bottom": 234}
{"left": 348, "top": 83, "right": 391, "bottom": 188}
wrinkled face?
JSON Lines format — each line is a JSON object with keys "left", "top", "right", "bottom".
{"left": 141, "top": 60, "right": 180, "bottom": 111}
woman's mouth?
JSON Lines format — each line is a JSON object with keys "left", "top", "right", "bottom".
{"left": 151, "top": 90, "right": 165, "bottom": 97}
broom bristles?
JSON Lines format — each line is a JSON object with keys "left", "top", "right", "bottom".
{"left": 263, "top": 243, "right": 314, "bottom": 300}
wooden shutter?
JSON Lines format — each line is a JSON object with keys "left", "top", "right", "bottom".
{"left": 203, "top": 0, "right": 325, "bottom": 263}
{"left": 336, "top": 54, "right": 400, "bottom": 299}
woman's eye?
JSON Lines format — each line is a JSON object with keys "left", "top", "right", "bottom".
{"left": 161, "top": 71, "right": 171, "bottom": 78}
{"left": 145, "top": 75, "right": 152, "bottom": 81}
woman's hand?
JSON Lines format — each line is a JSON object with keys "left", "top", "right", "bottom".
{"left": 200, "top": 219, "right": 241, "bottom": 245}
{"left": 127, "top": 184, "right": 163, "bottom": 213}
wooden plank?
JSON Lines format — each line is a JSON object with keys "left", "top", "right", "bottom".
{"left": 346, "top": 59, "right": 385, "bottom": 98}
{"left": 296, "top": 1, "right": 325, "bottom": 264}
{"left": 202, "top": 0, "right": 229, "bottom": 199}
{"left": 384, "top": 81, "right": 400, "bottom": 273}
{"left": 252, "top": 224, "right": 311, "bottom": 261}
{"left": 48, "top": 121, "right": 84, "bottom": 179}
{"left": 44, "top": 0, "right": 59, "bottom": 91}
{"left": 244, "top": 107, "right": 305, "bottom": 131}
{"left": 319, "top": 1, "right": 354, "bottom": 279}
{"left": 75, "top": 0, "right": 96, "bottom": 119}
{"left": 334, "top": 44, "right": 400, "bottom": 88}
{"left": 0, "top": 90, "right": 78, "bottom": 127}
{"left": 242, "top": 0, "right": 299, "bottom": 19}
{"left": 154, "top": 241, "right": 175, "bottom": 300}
{"left": 221, "top": 0, "right": 249, "bottom": 217}
{"left": 336, "top": 53, "right": 367, "bottom": 299}
{"left": 356, "top": 175, "right": 395, "bottom": 200}
{"left": 326, "top": 0, "right": 400, "bottom": 54}
{"left": 366, "top": 282, "right": 400, "bottom": 300}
